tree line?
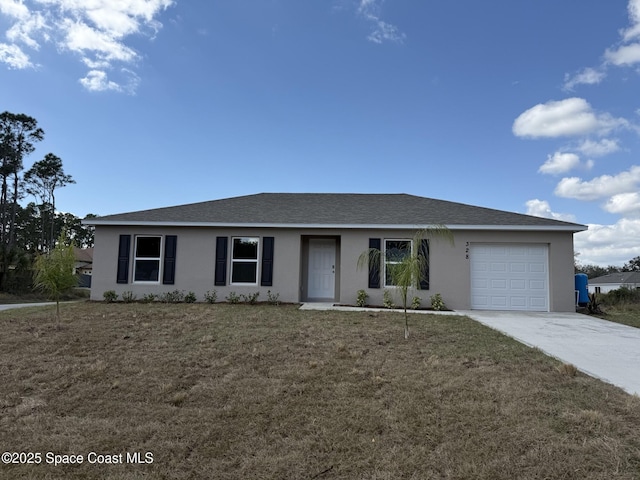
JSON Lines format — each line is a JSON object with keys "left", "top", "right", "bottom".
{"left": 576, "top": 255, "right": 640, "bottom": 278}
{"left": 1, "top": 111, "right": 94, "bottom": 293}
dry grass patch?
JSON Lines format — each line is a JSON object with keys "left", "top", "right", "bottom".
{"left": 1, "top": 303, "right": 640, "bottom": 479}
{"left": 596, "top": 304, "right": 640, "bottom": 329}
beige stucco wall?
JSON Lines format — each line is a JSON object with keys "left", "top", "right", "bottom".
{"left": 91, "top": 225, "right": 577, "bottom": 312}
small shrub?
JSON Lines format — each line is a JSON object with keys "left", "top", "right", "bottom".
{"left": 587, "top": 292, "right": 603, "bottom": 314}
{"left": 204, "top": 290, "right": 217, "bottom": 304}
{"left": 267, "top": 290, "right": 280, "bottom": 306}
{"left": 142, "top": 293, "right": 156, "bottom": 303}
{"left": 383, "top": 289, "right": 395, "bottom": 309}
{"left": 601, "top": 287, "right": 640, "bottom": 307}
{"left": 430, "top": 293, "right": 445, "bottom": 311}
{"left": 356, "top": 289, "right": 368, "bottom": 307}
{"left": 411, "top": 296, "right": 421, "bottom": 310}
{"left": 226, "top": 291, "right": 240, "bottom": 304}
{"left": 121, "top": 291, "right": 136, "bottom": 303}
{"left": 241, "top": 292, "right": 260, "bottom": 305}
{"left": 184, "top": 291, "right": 197, "bottom": 303}
{"left": 160, "top": 290, "right": 185, "bottom": 303}
{"left": 103, "top": 290, "right": 118, "bottom": 303}
{"left": 557, "top": 363, "right": 578, "bottom": 377}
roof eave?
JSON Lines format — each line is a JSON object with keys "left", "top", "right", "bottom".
{"left": 84, "top": 220, "right": 586, "bottom": 232}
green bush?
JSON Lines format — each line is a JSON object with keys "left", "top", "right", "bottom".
{"left": 600, "top": 287, "right": 640, "bottom": 306}
{"left": 160, "top": 290, "right": 184, "bottom": 303}
{"left": 411, "top": 296, "right": 421, "bottom": 310}
{"left": 226, "top": 292, "right": 240, "bottom": 304}
{"left": 103, "top": 290, "right": 118, "bottom": 303}
{"left": 356, "top": 289, "right": 368, "bottom": 307}
{"left": 204, "top": 290, "right": 217, "bottom": 304}
{"left": 142, "top": 293, "right": 156, "bottom": 303}
{"left": 121, "top": 291, "right": 136, "bottom": 303}
{"left": 240, "top": 292, "right": 260, "bottom": 305}
{"left": 267, "top": 290, "right": 280, "bottom": 306}
{"left": 383, "top": 290, "right": 395, "bottom": 309}
{"left": 430, "top": 293, "right": 445, "bottom": 311}
{"left": 184, "top": 291, "right": 197, "bottom": 303}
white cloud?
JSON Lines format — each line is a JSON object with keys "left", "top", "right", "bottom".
{"left": 576, "top": 138, "right": 620, "bottom": 157}
{"left": 525, "top": 199, "right": 577, "bottom": 222}
{"left": 0, "top": 42, "right": 32, "bottom": 68}
{"left": 538, "top": 152, "right": 581, "bottom": 175}
{"left": 622, "top": 0, "right": 640, "bottom": 42}
{"left": 604, "top": 192, "right": 640, "bottom": 216}
{"left": 563, "top": 67, "right": 606, "bottom": 91}
{"left": 512, "top": 98, "right": 628, "bottom": 138}
{"left": 79, "top": 69, "right": 121, "bottom": 92}
{"left": 79, "top": 67, "right": 140, "bottom": 94}
{"left": 6, "top": 10, "right": 47, "bottom": 49}
{"left": 605, "top": 42, "right": 640, "bottom": 66}
{"left": 0, "top": 0, "right": 30, "bottom": 19}
{"left": 357, "top": 0, "right": 405, "bottom": 44}
{"left": 62, "top": 18, "right": 137, "bottom": 63}
{"left": 603, "top": 0, "right": 640, "bottom": 66}
{"left": 0, "top": 0, "right": 174, "bottom": 92}
{"left": 554, "top": 165, "right": 640, "bottom": 201}
{"left": 574, "top": 218, "right": 640, "bottom": 266}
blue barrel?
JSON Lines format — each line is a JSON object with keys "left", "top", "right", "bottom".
{"left": 575, "top": 273, "right": 589, "bottom": 306}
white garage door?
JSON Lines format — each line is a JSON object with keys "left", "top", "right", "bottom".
{"left": 470, "top": 244, "right": 549, "bottom": 311}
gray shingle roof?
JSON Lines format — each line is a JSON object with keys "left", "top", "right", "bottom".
{"left": 589, "top": 272, "right": 640, "bottom": 285}
{"left": 87, "top": 193, "right": 586, "bottom": 230}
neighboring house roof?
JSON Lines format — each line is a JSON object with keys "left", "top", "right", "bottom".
{"left": 85, "top": 193, "right": 586, "bottom": 231}
{"left": 74, "top": 247, "right": 94, "bottom": 263}
{"left": 74, "top": 247, "right": 93, "bottom": 272}
{"left": 589, "top": 272, "right": 640, "bottom": 285}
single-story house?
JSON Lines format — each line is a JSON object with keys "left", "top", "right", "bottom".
{"left": 85, "top": 193, "right": 586, "bottom": 312}
{"left": 587, "top": 272, "right": 640, "bottom": 294}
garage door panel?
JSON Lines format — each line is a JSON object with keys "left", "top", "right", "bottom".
{"left": 510, "top": 296, "right": 527, "bottom": 308}
{"left": 529, "top": 279, "right": 546, "bottom": 290}
{"left": 491, "top": 279, "right": 508, "bottom": 289}
{"left": 490, "top": 262, "right": 507, "bottom": 272}
{"left": 510, "top": 263, "right": 526, "bottom": 273}
{"left": 530, "top": 263, "right": 546, "bottom": 273}
{"left": 490, "top": 296, "right": 507, "bottom": 307}
{"left": 471, "top": 243, "right": 549, "bottom": 312}
{"left": 530, "top": 297, "right": 547, "bottom": 308}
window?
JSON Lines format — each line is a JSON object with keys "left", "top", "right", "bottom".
{"left": 134, "top": 236, "right": 162, "bottom": 282}
{"left": 231, "top": 237, "right": 259, "bottom": 284}
{"left": 384, "top": 239, "right": 411, "bottom": 286}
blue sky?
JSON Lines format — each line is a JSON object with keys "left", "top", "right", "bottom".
{"left": 1, "top": 0, "right": 640, "bottom": 267}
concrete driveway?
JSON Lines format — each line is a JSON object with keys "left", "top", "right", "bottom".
{"left": 459, "top": 310, "right": 640, "bottom": 396}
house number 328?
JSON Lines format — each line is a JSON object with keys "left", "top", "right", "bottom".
{"left": 465, "top": 242, "right": 470, "bottom": 260}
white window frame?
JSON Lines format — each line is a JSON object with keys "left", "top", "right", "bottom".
{"left": 133, "top": 235, "right": 163, "bottom": 284}
{"left": 230, "top": 237, "right": 260, "bottom": 285}
{"left": 384, "top": 238, "right": 412, "bottom": 287}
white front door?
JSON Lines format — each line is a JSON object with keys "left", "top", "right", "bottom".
{"left": 308, "top": 239, "right": 336, "bottom": 300}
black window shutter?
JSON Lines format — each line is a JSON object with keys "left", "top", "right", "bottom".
{"left": 368, "top": 238, "right": 381, "bottom": 289}
{"left": 163, "top": 235, "right": 177, "bottom": 285}
{"left": 116, "top": 235, "right": 131, "bottom": 284}
{"left": 261, "top": 236, "right": 274, "bottom": 287}
{"left": 214, "top": 237, "right": 228, "bottom": 286}
{"left": 419, "top": 239, "right": 430, "bottom": 290}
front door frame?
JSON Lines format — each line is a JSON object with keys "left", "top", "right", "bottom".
{"left": 301, "top": 235, "right": 340, "bottom": 302}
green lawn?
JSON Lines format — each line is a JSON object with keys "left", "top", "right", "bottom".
{"left": 1, "top": 302, "right": 640, "bottom": 479}
{"left": 596, "top": 304, "right": 640, "bottom": 329}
